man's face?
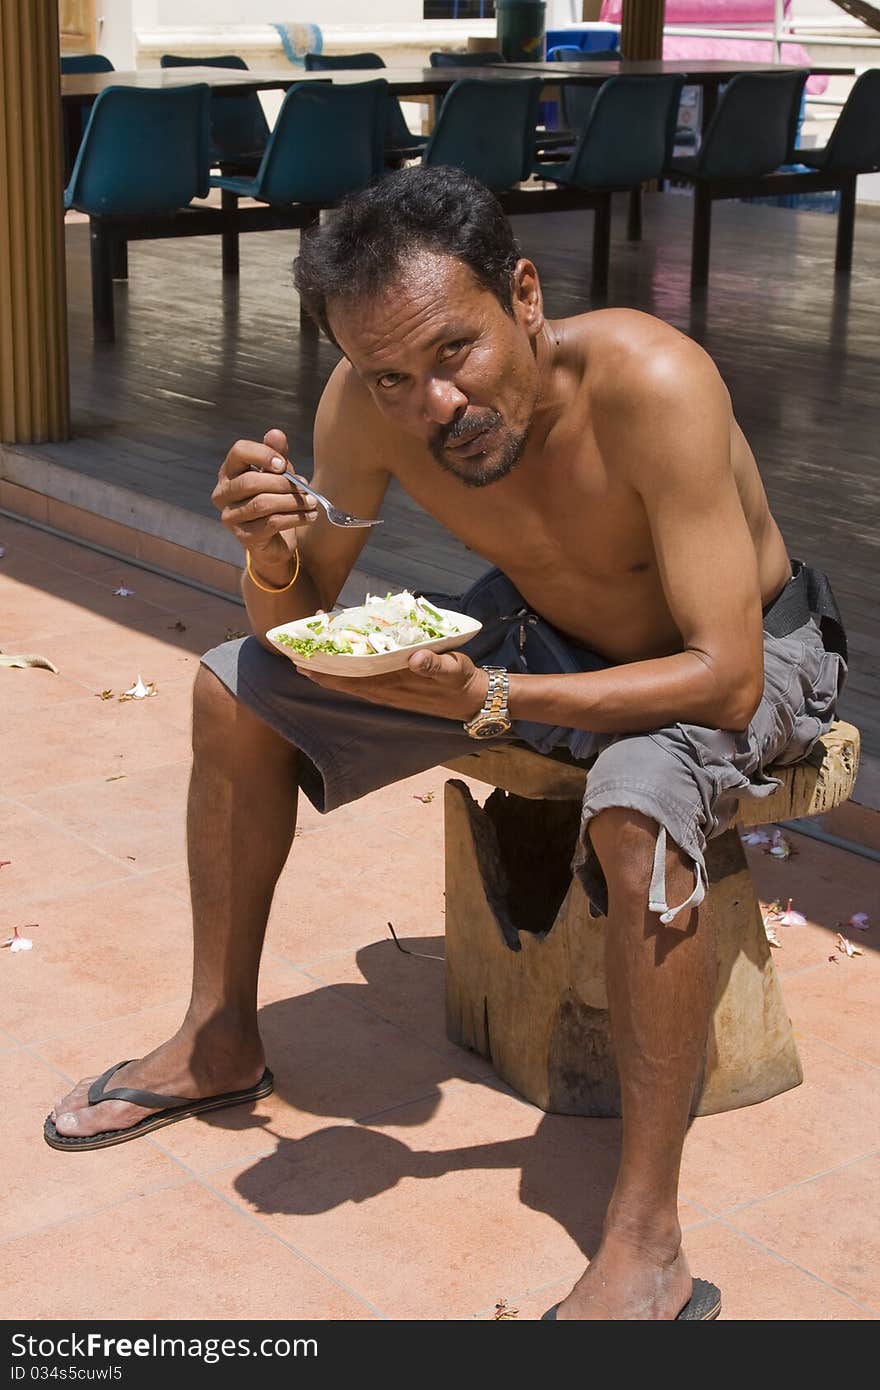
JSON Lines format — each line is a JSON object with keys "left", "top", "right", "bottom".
{"left": 327, "top": 252, "right": 544, "bottom": 489}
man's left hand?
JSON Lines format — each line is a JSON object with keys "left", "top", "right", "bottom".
{"left": 299, "top": 649, "right": 489, "bottom": 721}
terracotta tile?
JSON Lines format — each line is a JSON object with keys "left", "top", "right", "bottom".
{"left": 0, "top": 525, "right": 120, "bottom": 576}
{"left": 1, "top": 690, "right": 192, "bottom": 797}
{"left": 0, "top": 479, "right": 49, "bottom": 523}
{"left": 209, "top": 1079, "right": 625, "bottom": 1319}
{"left": 0, "top": 878, "right": 195, "bottom": 1044}
{"left": 18, "top": 762, "right": 190, "bottom": 873}
{"left": 681, "top": 1220, "right": 873, "bottom": 1320}
{"left": 0, "top": 798, "right": 135, "bottom": 913}
{"left": 783, "top": 956, "right": 880, "bottom": 1068}
{"left": 680, "top": 1036, "right": 880, "bottom": 1213}
{"left": 0, "top": 571, "right": 178, "bottom": 648}
{"left": 0, "top": 512, "right": 44, "bottom": 546}
{"left": 727, "top": 1153, "right": 880, "bottom": 1314}
{"left": 44, "top": 499, "right": 134, "bottom": 556}
{"left": 303, "top": 940, "right": 495, "bottom": 1080}
{"left": 1, "top": 1181, "right": 374, "bottom": 1320}
{"left": 0, "top": 1052, "right": 185, "bottom": 1243}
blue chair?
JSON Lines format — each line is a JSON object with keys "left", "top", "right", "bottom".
{"left": 211, "top": 80, "right": 387, "bottom": 279}
{"left": 537, "top": 48, "right": 620, "bottom": 156}
{"left": 159, "top": 54, "right": 270, "bottom": 173}
{"left": 664, "top": 70, "right": 808, "bottom": 287}
{"left": 60, "top": 54, "right": 114, "bottom": 73}
{"left": 532, "top": 74, "right": 684, "bottom": 296}
{"left": 429, "top": 50, "right": 505, "bottom": 67}
{"left": 304, "top": 51, "right": 426, "bottom": 159}
{"left": 64, "top": 84, "right": 211, "bottom": 340}
{"left": 60, "top": 54, "right": 115, "bottom": 179}
{"left": 421, "top": 78, "right": 542, "bottom": 191}
{"left": 547, "top": 47, "right": 620, "bottom": 63}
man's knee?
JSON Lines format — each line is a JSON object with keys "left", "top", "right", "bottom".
{"left": 589, "top": 806, "right": 661, "bottom": 898}
{"left": 192, "top": 663, "right": 288, "bottom": 762}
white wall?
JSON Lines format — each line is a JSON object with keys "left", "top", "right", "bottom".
{"left": 149, "top": 0, "right": 420, "bottom": 23}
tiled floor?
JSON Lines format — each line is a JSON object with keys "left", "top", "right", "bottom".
{"left": 1, "top": 513, "right": 878, "bottom": 1320}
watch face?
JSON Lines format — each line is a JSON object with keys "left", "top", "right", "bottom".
{"left": 473, "top": 719, "right": 510, "bottom": 739}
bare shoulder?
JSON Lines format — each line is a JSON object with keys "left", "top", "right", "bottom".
{"left": 563, "top": 309, "right": 732, "bottom": 479}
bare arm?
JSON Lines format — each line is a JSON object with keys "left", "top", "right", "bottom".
{"left": 507, "top": 342, "right": 766, "bottom": 733}
{"left": 212, "top": 363, "right": 391, "bottom": 653}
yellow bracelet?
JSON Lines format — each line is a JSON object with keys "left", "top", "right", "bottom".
{"left": 245, "top": 547, "right": 300, "bottom": 594}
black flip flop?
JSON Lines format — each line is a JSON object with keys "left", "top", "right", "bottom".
{"left": 43, "top": 1059, "right": 274, "bottom": 1152}
{"left": 542, "top": 1278, "right": 722, "bottom": 1321}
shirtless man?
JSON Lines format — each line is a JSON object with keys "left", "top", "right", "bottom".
{"left": 45, "top": 167, "right": 846, "bottom": 1320}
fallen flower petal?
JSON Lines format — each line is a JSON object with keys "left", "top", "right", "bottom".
{"left": 0, "top": 545, "right": 6, "bottom": 558}
{"left": 0, "top": 653, "right": 59, "bottom": 673}
{"left": 413, "top": 792, "right": 435, "bottom": 804}
{"left": 0, "top": 860, "right": 10, "bottom": 870}
{"left": 778, "top": 899, "right": 807, "bottom": 927}
{"left": 2, "top": 926, "right": 33, "bottom": 952}
{"left": 741, "top": 829, "right": 770, "bottom": 846}
{"left": 119, "top": 674, "right": 157, "bottom": 700}
{"left": 765, "top": 924, "right": 782, "bottom": 948}
{"left": 846, "top": 913, "right": 870, "bottom": 932}
{"left": 767, "top": 829, "right": 797, "bottom": 859}
{"left": 836, "top": 933, "right": 863, "bottom": 958}
{"left": 113, "top": 585, "right": 135, "bottom": 597}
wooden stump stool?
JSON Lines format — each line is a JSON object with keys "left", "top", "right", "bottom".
{"left": 443, "top": 721, "right": 860, "bottom": 1117}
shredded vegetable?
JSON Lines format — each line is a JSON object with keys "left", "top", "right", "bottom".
{"left": 275, "top": 590, "right": 461, "bottom": 659}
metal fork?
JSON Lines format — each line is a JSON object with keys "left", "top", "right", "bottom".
{"left": 250, "top": 464, "right": 383, "bottom": 527}
{"left": 280, "top": 467, "right": 384, "bottom": 528}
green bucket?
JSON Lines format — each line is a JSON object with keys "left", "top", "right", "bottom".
{"left": 496, "top": 0, "right": 547, "bottom": 63}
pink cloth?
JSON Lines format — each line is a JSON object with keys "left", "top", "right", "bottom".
{"left": 598, "top": 2, "right": 827, "bottom": 95}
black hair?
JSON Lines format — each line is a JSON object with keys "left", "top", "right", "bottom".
{"left": 293, "top": 165, "right": 521, "bottom": 346}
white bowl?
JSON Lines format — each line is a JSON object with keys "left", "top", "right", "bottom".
{"left": 266, "top": 604, "right": 483, "bottom": 677}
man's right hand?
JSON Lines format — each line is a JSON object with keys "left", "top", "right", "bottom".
{"left": 212, "top": 428, "right": 319, "bottom": 586}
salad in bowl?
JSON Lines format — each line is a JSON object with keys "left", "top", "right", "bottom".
{"left": 266, "top": 589, "right": 482, "bottom": 676}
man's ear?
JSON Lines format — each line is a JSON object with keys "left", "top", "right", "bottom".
{"left": 511, "top": 258, "right": 544, "bottom": 338}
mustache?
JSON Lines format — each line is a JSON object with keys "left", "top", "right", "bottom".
{"left": 436, "top": 410, "right": 503, "bottom": 451}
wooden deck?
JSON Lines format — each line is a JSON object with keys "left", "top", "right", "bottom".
{"left": 6, "top": 191, "right": 880, "bottom": 788}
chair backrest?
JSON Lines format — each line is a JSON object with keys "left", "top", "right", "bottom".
{"left": 549, "top": 47, "right": 619, "bottom": 62}
{"left": 64, "top": 84, "right": 211, "bottom": 214}
{"left": 60, "top": 54, "right": 114, "bottom": 74}
{"left": 429, "top": 51, "right": 505, "bottom": 68}
{"left": 696, "top": 70, "right": 807, "bottom": 179}
{"left": 253, "top": 80, "right": 387, "bottom": 204}
{"left": 816, "top": 68, "right": 880, "bottom": 173}
{"left": 159, "top": 53, "right": 268, "bottom": 162}
{"left": 422, "top": 77, "right": 542, "bottom": 190}
{"left": 304, "top": 52, "right": 385, "bottom": 70}
{"left": 159, "top": 54, "right": 248, "bottom": 69}
{"left": 562, "top": 75, "right": 685, "bottom": 187}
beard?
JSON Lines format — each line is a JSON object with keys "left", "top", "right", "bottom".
{"left": 429, "top": 410, "right": 530, "bottom": 489}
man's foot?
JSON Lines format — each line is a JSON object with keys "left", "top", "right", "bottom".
{"left": 551, "top": 1228, "right": 693, "bottom": 1320}
{"left": 50, "top": 1024, "right": 266, "bottom": 1142}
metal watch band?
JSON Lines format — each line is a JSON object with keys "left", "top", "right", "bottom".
{"left": 463, "top": 665, "right": 511, "bottom": 738}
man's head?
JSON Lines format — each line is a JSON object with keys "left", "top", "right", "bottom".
{"left": 293, "top": 166, "right": 547, "bottom": 488}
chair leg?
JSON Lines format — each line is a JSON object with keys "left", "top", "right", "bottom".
{"left": 590, "top": 194, "right": 612, "bottom": 299}
{"left": 221, "top": 189, "right": 240, "bottom": 278}
{"left": 627, "top": 185, "right": 643, "bottom": 242}
{"left": 835, "top": 175, "right": 856, "bottom": 275}
{"left": 89, "top": 219, "right": 115, "bottom": 343}
{"left": 112, "top": 239, "right": 128, "bottom": 281}
{"left": 691, "top": 184, "right": 712, "bottom": 291}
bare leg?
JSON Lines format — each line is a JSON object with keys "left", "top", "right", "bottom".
{"left": 554, "top": 807, "right": 716, "bottom": 1320}
{"left": 52, "top": 666, "right": 300, "bottom": 1138}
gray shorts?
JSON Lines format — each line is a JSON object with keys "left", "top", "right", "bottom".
{"left": 200, "top": 604, "right": 846, "bottom": 926}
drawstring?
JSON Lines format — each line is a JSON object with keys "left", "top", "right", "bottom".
{"left": 648, "top": 825, "right": 706, "bottom": 925}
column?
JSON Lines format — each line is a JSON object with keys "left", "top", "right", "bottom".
{"left": 621, "top": 0, "right": 666, "bottom": 61}
{"left": 0, "top": 0, "right": 70, "bottom": 443}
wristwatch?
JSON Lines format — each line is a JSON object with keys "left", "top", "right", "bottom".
{"left": 463, "top": 666, "right": 512, "bottom": 740}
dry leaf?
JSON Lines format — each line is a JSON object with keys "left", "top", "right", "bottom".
{"left": 0, "top": 653, "right": 59, "bottom": 673}
{"left": 97, "top": 689, "right": 114, "bottom": 700}
{"left": 836, "top": 933, "right": 863, "bottom": 958}
{"left": 828, "top": 954, "right": 839, "bottom": 964}
{"left": 119, "top": 674, "right": 157, "bottom": 701}
{"left": 113, "top": 585, "right": 135, "bottom": 597}
{"left": 168, "top": 620, "right": 187, "bottom": 631}
{"left": 105, "top": 774, "right": 126, "bottom": 782}
{"left": 413, "top": 791, "right": 435, "bottom": 804}
{"left": 225, "top": 629, "right": 246, "bottom": 641}
{"left": 494, "top": 1299, "right": 519, "bottom": 1320}
{"left": 2, "top": 926, "right": 33, "bottom": 953}
{"left": 0, "top": 860, "right": 11, "bottom": 869}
